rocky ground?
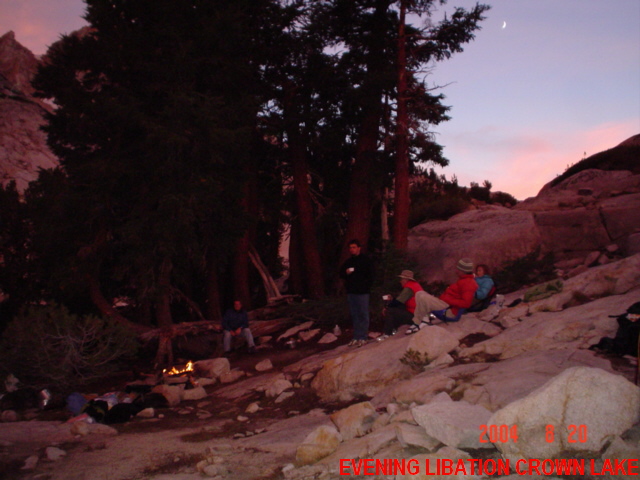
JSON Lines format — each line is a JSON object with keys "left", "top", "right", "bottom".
{"left": 2, "top": 257, "right": 640, "bottom": 480}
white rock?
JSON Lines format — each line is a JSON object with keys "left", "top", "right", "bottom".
{"left": 330, "top": 401, "right": 378, "bottom": 441}
{"left": 194, "top": 358, "right": 231, "bottom": 379}
{"left": 295, "top": 425, "right": 342, "bottom": 465}
{"left": 181, "top": 386, "right": 207, "bottom": 401}
{"left": 299, "top": 328, "right": 321, "bottom": 342}
{"left": 275, "top": 391, "right": 295, "bottom": 403}
{"left": 488, "top": 366, "right": 640, "bottom": 461}
{"left": 255, "top": 359, "right": 273, "bottom": 372}
{"left": 265, "top": 378, "right": 293, "bottom": 398}
{"left": 45, "top": 446, "right": 67, "bottom": 461}
{"left": 278, "top": 321, "right": 314, "bottom": 341}
{"left": 151, "top": 384, "right": 183, "bottom": 407}
{"left": 411, "top": 400, "right": 493, "bottom": 449}
{"left": 317, "top": 332, "right": 338, "bottom": 344}
{"left": 408, "top": 325, "right": 459, "bottom": 361}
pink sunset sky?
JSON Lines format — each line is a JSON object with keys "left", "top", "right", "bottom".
{"left": 1, "top": 0, "right": 638, "bottom": 200}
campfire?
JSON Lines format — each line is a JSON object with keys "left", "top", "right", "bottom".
{"left": 161, "top": 361, "right": 198, "bottom": 387}
{"left": 162, "top": 361, "right": 194, "bottom": 377}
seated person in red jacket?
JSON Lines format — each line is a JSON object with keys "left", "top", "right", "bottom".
{"left": 406, "top": 258, "right": 478, "bottom": 334}
{"left": 222, "top": 300, "right": 256, "bottom": 354}
{"left": 378, "top": 270, "right": 424, "bottom": 341}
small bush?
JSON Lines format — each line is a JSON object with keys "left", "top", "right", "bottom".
{"left": 0, "top": 303, "right": 138, "bottom": 389}
{"left": 400, "top": 348, "right": 430, "bottom": 372}
{"left": 494, "top": 249, "right": 557, "bottom": 293}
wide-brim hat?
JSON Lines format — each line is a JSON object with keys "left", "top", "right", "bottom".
{"left": 457, "top": 258, "right": 474, "bottom": 274}
{"left": 398, "top": 270, "right": 415, "bottom": 281}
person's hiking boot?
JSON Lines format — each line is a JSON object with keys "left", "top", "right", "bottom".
{"left": 355, "top": 339, "right": 367, "bottom": 347}
{"left": 348, "top": 339, "right": 359, "bottom": 347}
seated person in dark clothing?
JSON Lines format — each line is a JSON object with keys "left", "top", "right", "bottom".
{"left": 222, "top": 300, "right": 256, "bottom": 355}
{"left": 378, "top": 270, "right": 424, "bottom": 342}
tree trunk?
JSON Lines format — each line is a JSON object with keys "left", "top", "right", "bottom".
{"left": 155, "top": 256, "right": 173, "bottom": 327}
{"left": 283, "top": 84, "right": 325, "bottom": 299}
{"left": 340, "top": 0, "right": 392, "bottom": 263}
{"left": 393, "top": 0, "right": 410, "bottom": 249}
{"left": 206, "top": 254, "right": 222, "bottom": 323}
{"left": 287, "top": 216, "right": 305, "bottom": 296}
{"left": 233, "top": 232, "right": 251, "bottom": 306}
{"left": 289, "top": 138, "right": 325, "bottom": 298}
{"left": 85, "top": 270, "right": 147, "bottom": 334}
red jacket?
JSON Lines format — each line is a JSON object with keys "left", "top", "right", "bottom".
{"left": 404, "top": 280, "right": 423, "bottom": 314}
{"left": 439, "top": 274, "right": 478, "bottom": 315}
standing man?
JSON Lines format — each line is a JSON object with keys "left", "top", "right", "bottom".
{"left": 340, "top": 239, "right": 373, "bottom": 347}
{"left": 222, "top": 300, "right": 256, "bottom": 355}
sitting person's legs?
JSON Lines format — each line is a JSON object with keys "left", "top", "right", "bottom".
{"left": 223, "top": 330, "right": 232, "bottom": 353}
{"left": 242, "top": 327, "right": 256, "bottom": 350}
{"left": 412, "top": 290, "right": 449, "bottom": 325}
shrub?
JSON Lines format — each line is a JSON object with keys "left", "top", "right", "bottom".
{"left": 494, "top": 249, "right": 557, "bottom": 293}
{"left": 0, "top": 303, "right": 138, "bottom": 389}
{"left": 400, "top": 348, "right": 430, "bottom": 372}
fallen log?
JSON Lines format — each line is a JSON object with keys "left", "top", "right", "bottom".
{"left": 139, "top": 317, "right": 299, "bottom": 366}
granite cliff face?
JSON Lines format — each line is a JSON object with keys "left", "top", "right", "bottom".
{"left": 0, "top": 31, "right": 58, "bottom": 193}
{"left": 408, "top": 137, "right": 640, "bottom": 285}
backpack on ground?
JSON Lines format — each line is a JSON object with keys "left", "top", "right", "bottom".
{"left": 589, "top": 301, "right": 640, "bottom": 357}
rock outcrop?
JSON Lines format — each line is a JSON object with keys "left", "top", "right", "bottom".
{"left": 409, "top": 152, "right": 640, "bottom": 284}
{"left": 0, "top": 32, "right": 58, "bottom": 193}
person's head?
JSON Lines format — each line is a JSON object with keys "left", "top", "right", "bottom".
{"left": 456, "top": 258, "right": 474, "bottom": 276}
{"left": 233, "top": 300, "right": 243, "bottom": 311}
{"left": 398, "top": 270, "right": 415, "bottom": 286}
{"left": 476, "top": 264, "right": 490, "bottom": 277}
{"left": 348, "top": 239, "right": 362, "bottom": 256}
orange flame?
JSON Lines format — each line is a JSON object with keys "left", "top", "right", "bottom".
{"left": 163, "top": 361, "right": 194, "bottom": 376}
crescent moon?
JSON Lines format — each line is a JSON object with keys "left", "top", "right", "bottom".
{"left": 502, "top": 21, "right": 507, "bottom": 29}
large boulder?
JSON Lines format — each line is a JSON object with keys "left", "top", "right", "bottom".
{"left": 408, "top": 206, "right": 540, "bottom": 284}
{"left": 408, "top": 164, "right": 640, "bottom": 284}
{"left": 488, "top": 367, "right": 640, "bottom": 461}
{"left": 311, "top": 337, "right": 413, "bottom": 402}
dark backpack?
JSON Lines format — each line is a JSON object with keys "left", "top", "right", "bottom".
{"left": 467, "top": 284, "right": 498, "bottom": 313}
{"left": 591, "top": 301, "right": 640, "bottom": 356}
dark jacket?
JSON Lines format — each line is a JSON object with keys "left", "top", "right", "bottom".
{"left": 222, "top": 308, "right": 249, "bottom": 331}
{"left": 340, "top": 253, "right": 373, "bottom": 294}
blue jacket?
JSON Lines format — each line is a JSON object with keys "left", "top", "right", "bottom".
{"left": 475, "top": 275, "right": 495, "bottom": 300}
{"left": 222, "top": 308, "right": 249, "bottom": 331}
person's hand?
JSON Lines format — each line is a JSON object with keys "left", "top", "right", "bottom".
{"left": 234, "top": 328, "right": 242, "bottom": 336}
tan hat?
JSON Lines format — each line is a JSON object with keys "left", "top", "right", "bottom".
{"left": 398, "top": 270, "right": 415, "bottom": 281}
{"left": 457, "top": 258, "right": 474, "bottom": 274}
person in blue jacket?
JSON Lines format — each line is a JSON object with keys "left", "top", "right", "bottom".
{"left": 474, "top": 264, "right": 495, "bottom": 300}
{"left": 222, "top": 300, "right": 256, "bottom": 355}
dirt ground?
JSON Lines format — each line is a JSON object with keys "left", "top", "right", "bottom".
{"left": 0, "top": 333, "right": 357, "bottom": 480}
